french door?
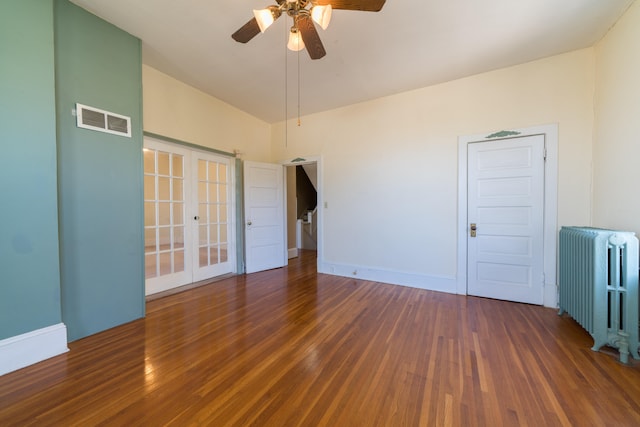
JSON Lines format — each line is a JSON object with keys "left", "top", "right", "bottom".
{"left": 143, "top": 138, "right": 235, "bottom": 295}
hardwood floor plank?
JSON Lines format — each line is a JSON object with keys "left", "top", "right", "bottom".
{"left": 1, "top": 249, "right": 640, "bottom": 425}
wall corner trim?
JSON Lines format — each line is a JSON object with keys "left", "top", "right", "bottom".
{"left": 0, "top": 323, "right": 69, "bottom": 377}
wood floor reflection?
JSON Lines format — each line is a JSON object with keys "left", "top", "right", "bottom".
{"left": 1, "top": 249, "right": 639, "bottom": 425}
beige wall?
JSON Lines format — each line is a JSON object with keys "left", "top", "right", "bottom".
{"left": 142, "top": 65, "right": 271, "bottom": 161}
{"left": 142, "top": 7, "right": 640, "bottom": 292}
{"left": 593, "top": 1, "right": 640, "bottom": 236}
{"left": 272, "top": 49, "right": 595, "bottom": 284}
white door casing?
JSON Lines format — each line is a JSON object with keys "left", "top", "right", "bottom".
{"left": 244, "top": 161, "right": 287, "bottom": 274}
{"left": 457, "top": 125, "right": 558, "bottom": 308}
{"left": 281, "top": 156, "right": 323, "bottom": 273}
{"left": 467, "top": 135, "right": 545, "bottom": 304}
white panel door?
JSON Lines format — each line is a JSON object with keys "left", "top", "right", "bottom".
{"left": 244, "top": 161, "right": 286, "bottom": 274}
{"left": 467, "top": 135, "right": 545, "bottom": 304}
{"left": 192, "top": 152, "right": 235, "bottom": 281}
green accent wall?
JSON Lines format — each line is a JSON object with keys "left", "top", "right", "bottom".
{"left": 54, "top": 0, "right": 144, "bottom": 341}
{"left": 0, "top": 0, "right": 62, "bottom": 340}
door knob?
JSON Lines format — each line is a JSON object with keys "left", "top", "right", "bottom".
{"left": 247, "top": 221, "right": 252, "bottom": 226}
{"left": 470, "top": 223, "right": 477, "bottom": 238}
{"left": 194, "top": 216, "right": 199, "bottom": 220}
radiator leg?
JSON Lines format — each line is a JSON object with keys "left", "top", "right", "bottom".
{"left": 617, "top": 331, "right": 630, "bottom": 364}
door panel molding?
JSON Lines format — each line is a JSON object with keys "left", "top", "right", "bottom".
{"left": 457, "top": 124, "right": 558, "bottom": 307}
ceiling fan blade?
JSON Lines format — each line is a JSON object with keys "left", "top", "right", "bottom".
{"left": 231, "top": 18, "right": 261, "bottom": 43}
{"left": 297, "top": 15, "right": 326, "bottom": 60}
{"left": 315, "top": 0, "right": 386, "bottom": 12}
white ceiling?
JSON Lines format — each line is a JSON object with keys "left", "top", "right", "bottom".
{"left": 70, "top": 0, "right": 634, "bottom": 124}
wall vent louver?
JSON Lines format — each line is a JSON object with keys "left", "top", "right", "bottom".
{"left": 76, "top": 103, "right": 131, "bottom": 138}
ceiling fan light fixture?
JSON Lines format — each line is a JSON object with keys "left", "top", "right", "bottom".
{"left": 233, "top": 0, "right": 386, "bottom": 58}
{"left": 287, "top": 28, "right": 305, "bottom": 51}
{"left": 311, "top": 4, "right": 332, "bottom": 30}
{"left": 253, "top": 8, "right": 276, "bottom": 32}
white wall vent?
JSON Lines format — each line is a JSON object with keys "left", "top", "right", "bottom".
{"left": 75, "top": 103, "right": 131, "bottom": 138}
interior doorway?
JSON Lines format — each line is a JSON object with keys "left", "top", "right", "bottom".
{"left": 284, "top": 159, "right": 320, "bottom": 264}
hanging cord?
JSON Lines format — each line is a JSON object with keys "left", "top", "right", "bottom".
{"left": 297, "top": 39, "right": 301, "bottom": 127}
{"left": 284, "top": 22, "right": 288, "bottom": 147}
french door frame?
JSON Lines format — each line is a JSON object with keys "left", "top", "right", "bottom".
{"left": 457, "top": 124, "right": 558, "bottom": 308}
{"left": 143, "top": 136, "right": 236, "bottom": 295}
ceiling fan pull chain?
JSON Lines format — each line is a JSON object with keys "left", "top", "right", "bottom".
{"left": 298, "top": 44, "right": 301, "bottom": 127}
{"left": 284, "top": 21, "right": 288, "bottom": 146}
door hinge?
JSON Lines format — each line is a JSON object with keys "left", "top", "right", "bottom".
{"left": 543, "top": 146, "right": 547, "bottom": 161}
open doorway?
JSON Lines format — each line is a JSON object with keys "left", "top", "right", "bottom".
{"left": 285, "top": 162, "right": 318, "bottom": 262}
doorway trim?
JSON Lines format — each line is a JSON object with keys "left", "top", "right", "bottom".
{"left": 457, "top": 124, "right": 558, "bottom": 307}
{"left": 281, "top": 156, "right": 323, "bottom": 272}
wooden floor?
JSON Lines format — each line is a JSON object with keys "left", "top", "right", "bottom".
{"left": 1, "top": 250, "right": 640, "bottom": 426}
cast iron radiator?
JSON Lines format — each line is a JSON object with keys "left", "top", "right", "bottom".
{"left": 558, "top": 226, "right": 639, "bottom": 363}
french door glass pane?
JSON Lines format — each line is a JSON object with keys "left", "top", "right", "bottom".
{"left": 219, "top": 184, "right": 227, "bottom": 203}
{"left": 144, "top": 202, "right": 156, "bottom": 227}
{"left": 220, "top": 244, "right": 228, "bottom": 263}
{"left": 172, "top": 154, "right": 183, "bottom": 177}
{"left": 174, "top": 226, "right": 184, "bottom": 249}
{"left": 159, "top": 252, "right": 171, "bottom": 276}
{"left": 209, "top": 204, "right": 218, "bottom": 223}
{"left": 175, "top": 250, "right": 184, "bottom": 272}
{"left": 210, "top": 247, "right": 219, "bottom": 264}
{"left": 158, "top": 152, "right": 170, "bottom": 175}
{"left": 158, "top": 203, "right": 171, "bottom": 226}
{"left": 143, "top": 150, "right": 155, "bottom": 174}
{"left": 158, "top": 177, "right": 170, "bottom": 200}
{"left": 173, "top": 203, "right": 184, "bottom": 225}
{"left": 145, "top": 254, "right": 157, "bottom": 278}
{"left": 144, "top": 176, "right": 155, "bottom": 197}
{"left": 173, "top": 179, "right": 183, "bottom": 200}
{"left": 158, "top": 227, "right": 170, "bottom": 250}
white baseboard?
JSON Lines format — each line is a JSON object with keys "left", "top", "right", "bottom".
{"left": 319, "top": 261, "right": 457, "bottom": 294}
{"left": 544, "top": 282, "right": 558, "bottom": 309}
{"left": 288, "top": 248, "right": 299, "bottom": 259}
{"left": 0, "top": 323, "right": 69, "bottom": 377}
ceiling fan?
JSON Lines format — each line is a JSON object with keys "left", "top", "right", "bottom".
{"left": 232, "top": 0, "right": 386, "bottom": 60}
